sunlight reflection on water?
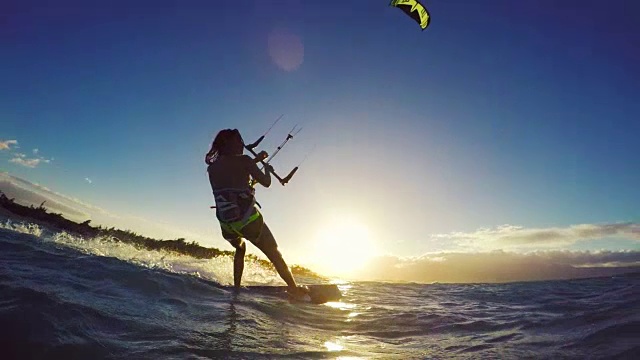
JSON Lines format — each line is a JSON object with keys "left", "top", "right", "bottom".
{"left": 324, "top": 337, "right": 367, "bottom": 360}
{"left": 324, "top": 301, "right": 357, "bottom": 310}
{"left": 324, "top": 341, "right": 343, "bottom": 351}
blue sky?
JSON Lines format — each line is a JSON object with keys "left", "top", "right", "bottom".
{"left": 1, "top": 0, "right": 639, "bottom": 270}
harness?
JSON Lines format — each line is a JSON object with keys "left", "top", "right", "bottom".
{"left": 213, "top": 187, "right": 261, "bottom": 237}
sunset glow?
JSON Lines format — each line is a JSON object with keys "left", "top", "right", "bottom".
{"left": 311, "top": 215, "right": 378, "bottom": 276}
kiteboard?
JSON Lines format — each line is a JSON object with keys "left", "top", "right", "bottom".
{"left": 244, "top": 284, "right": 342, "bottom": 304}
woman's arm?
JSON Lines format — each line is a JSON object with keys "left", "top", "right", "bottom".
{"left": 245, "top": 155, "right": 272, "bottom": 187}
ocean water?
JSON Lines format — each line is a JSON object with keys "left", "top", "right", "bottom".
{"left": 0, "top": 220, "right": 638, "bottom": 359}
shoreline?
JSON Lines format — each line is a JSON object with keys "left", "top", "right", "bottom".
{"left": 0, "top": 190, "right": 322, "bottom": 280}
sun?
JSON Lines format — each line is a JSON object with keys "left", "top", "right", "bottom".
{"left": 311, "top": 215, "right": 377, "bottom": 277}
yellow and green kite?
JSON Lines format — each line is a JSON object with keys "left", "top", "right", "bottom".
{"left": 390, "top": 0, "right": 431, "bottom": 31}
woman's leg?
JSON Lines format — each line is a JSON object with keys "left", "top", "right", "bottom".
{"left": 252, "top": 223, "right": 297, "bottom": 288}
{"left": 233, "top": 240, "right": 246, "bottom": 289}
{"left": 226, "top": 236, "right": 246, "bottom": 289}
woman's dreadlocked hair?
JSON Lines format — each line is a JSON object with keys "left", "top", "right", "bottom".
{"left": 205, "top": 129, "right": 244, "bottom": 165}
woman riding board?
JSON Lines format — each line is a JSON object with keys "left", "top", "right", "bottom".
{"left": 205, "top": 129, "right": 308, "bottom": 298}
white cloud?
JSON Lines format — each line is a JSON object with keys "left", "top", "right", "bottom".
{"left": 85, "top": 177, "right": 93, "bottom": 184}
{"left": 2, "top": 140, "right": 52, "bottom": 168}
{"left": 0, "top": 140, "right": 18, "bottom": 150}
{"left": 10, "top": 157, "right": 42, "bottom": 168}
{"left": 8, "top": 149, "right": 52, "bottom": 169}
{"left": 9, "top": 156, "right": 51, "bottom": 168}
{"left": 432, "top": 223, "right": 640, "bottom": 250}
{"left": 354, "top": 250, "right": 640, "bottom": 283}
{"left": 340, "top": 222, "right": 640, "bottom": 282}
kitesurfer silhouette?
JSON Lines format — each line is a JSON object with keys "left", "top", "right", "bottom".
{"left": 205, "top": 128, "right": 308, "bottom": 298}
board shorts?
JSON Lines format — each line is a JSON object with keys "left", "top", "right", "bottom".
{"left": 219, "top": 209, "right": 264, "bottom": 246}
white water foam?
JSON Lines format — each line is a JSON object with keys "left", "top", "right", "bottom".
{"left": 0, "top": 219, "right": 43, "bottom": 238}
{"left": 2, "top": 219, "right": 285, "bottom": 286}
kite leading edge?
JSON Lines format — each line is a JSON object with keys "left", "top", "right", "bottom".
{"left": 390, "top": 0, "right": 431, "bottom": 31}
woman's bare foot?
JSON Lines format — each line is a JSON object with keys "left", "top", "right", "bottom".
{"left": 287, "top": 285, "right": 310, "bottom": 300}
